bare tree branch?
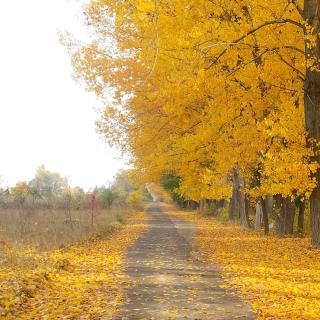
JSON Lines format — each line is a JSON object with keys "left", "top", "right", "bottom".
{"left": 265, "top": 82, "right": 299, "bottom": 92}
{"left": 207, "top": 18, "right": 305, "bottom": 69}
{"left": 290, "top": 0, "right": 304, "bottom": 18}
{"left": 225, "top": 49, "right": 270, "bottom": 78}
{"left": 274, "top": 52, "right": 305, "bottom": 80}
{"left": 199, "top": 42, "right": 305, "bottom": 57}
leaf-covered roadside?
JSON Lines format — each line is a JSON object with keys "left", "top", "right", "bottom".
{"left": 166, "top": 206, "right": 320, "bottom": 319}
{"left": 0, "top": 211, "right": 147, "bottom": 319}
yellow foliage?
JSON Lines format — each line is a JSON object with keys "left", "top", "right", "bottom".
{"left": 11, "top": 182, "right": 29, "bottom": 202}
{"left": 127, "top": 190, "right": 143, "bottom": 207}
{"left": 65, "top": 0, "right": 317, "bottom": 203}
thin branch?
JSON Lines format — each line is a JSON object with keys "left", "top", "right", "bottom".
{"left": 207, "top": 18, "right": 305, "bottom": 69}
{"left": 225, "top": 45, "right": 305, "bottom": 77}
{"left": 290, "top": 0, "right": 304, "bottom": 18}
{"left": 199, "top": 42, "right": 305, "bottom": 58}
{"left": 280, "top": 45, "right": 305, "bottom": 55}
{"left": 63, "top": 36, "right": 114, "bottom": 59}
{"left": 265, "top": 82, "right": 299, "bottom": 92}
{"left": 83, "top": 44, "right": 113, "bottom": 59}
{"left": 274, "top": 52, "right": 305, "bottom": 80}
{"left": 180, "top": 121, "right": 202, "bottom": 136}
{"left": 160, "top": 51, "right": 186, "bottom": 61}
{"left": 226, "top": 49, "right": 270, "bottom": 78}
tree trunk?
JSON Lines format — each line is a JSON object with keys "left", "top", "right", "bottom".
{"left": 187, "top": 200, "right": 199, "bottom": 210}
{"left": 298, "top": 199, "right": 305, "bottom": 236}
{"left": 304, "top": 0, "right": 320, "bottom": 247}
{"left": 283, "top": 197, "right": 295, "bottom": 235}
{"left": 265, "top": 195, "right": 273, "bottom": 217}
{"left": 209, "top": 200, "right": 218, "bottom": 216}
{"left": 199, "top": 199, "right": 206, "bottom": 212}
{"left": 276, "top": 196, "right": 295, "bottom": 236}
{"left": 255, "top": 200, "right": 263, "bottom": 230}
{"left": 229, "top": 168, "right": 240, "bottom": 220}
{"left": 261, "top": 197, "right": 269, "bottom": 235}
{"left": 216, "top": 199, "right": 225, "bottom": 216}
{"left": 239, "top": 175, "right": 250, "bottom": 228}
{"left": 229, "top": 167, "right": 249, "bottom": 227}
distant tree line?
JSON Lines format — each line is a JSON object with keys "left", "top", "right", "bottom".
{"left": 0, "top": 166, "right": 148, "bottom": 214}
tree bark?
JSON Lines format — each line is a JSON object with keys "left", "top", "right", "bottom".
{"left": 261, "top": 197, "right": 269, "bottom": 235}
{"left": 282, "top": 197, "right": 295, "bottom": 235}
{"left": 199, "top": 199, "right": 207, "bottom": 212}
{"left": 216, "top": 199, "right": 225, "bottom": 216}
{"left": 229, "top": 167, "right": 250, "bottom": 228}
{"left": 209, "top": 200, "right": 218, "bottom": 216}
{"left": 304, "top": 0, "right": 320, "bottom": 247}
{"left": 255, "top": 200, "right": 263, "bottom": 229}
{"left": 265, "top": 195, "right": 273, "bottom": 217}
{"left": 229, "top": 168, "right": 240, "bottom": 220}
{"left": 275, "top": 196, "right": 295, "bottom": 236}
{"left": 239, "top": 175, "right": 250, "bottom": 228}
{"left": 199, "top": 199, "right": 204, "bottom": 212}
{"left": 298, "top": 199, "right": 305, "bottom": 236}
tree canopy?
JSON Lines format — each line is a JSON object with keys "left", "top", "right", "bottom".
{"left": 65, "top": 0, "right": 320, "bottom": 247}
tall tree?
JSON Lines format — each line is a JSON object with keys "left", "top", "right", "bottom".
{"left": 304, "top": 0, "right": 320, "bottom": 246}
{"left": 65, "top": 0, "right": 320, "bottom": 243}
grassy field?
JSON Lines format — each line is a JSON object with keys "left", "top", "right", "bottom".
{"left": 0, "top": 206, "right": 131, "bottom": 251}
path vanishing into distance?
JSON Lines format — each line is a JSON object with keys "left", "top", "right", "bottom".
{"left": 117, "top": 202, "right": 255, "bottom": 319}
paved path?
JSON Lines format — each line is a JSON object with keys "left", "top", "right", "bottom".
{"left": 118, "top": 203, "right": 255, "bottom": 319}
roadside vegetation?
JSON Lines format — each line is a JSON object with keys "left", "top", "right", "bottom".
{"left": 0, "top": 166, "right": 149, "bottom": 318}
{"left": 0, "top": 166, "right": 147, "bottom": 250}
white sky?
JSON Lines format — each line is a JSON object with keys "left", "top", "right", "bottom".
{"left": 0, "top": 0, "right": 126, "bottom": 190}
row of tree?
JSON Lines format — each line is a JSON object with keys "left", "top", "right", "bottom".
{"left": 0, "top": 166, "right": 145, "bottom": 213}
{"left": 65, "top": 1, "right": 320, "bottom": 246}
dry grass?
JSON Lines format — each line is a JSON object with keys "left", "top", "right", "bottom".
{"left": 0, "top": 206, "right": 132, "bottom": 252}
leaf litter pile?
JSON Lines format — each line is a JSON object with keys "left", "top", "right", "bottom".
{"left": 0, "top": 211, "right": 147, "bottom": 319}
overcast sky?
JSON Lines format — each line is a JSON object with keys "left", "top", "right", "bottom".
{"left": 0, "top": 0, "right": 126, "bottom": 190}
